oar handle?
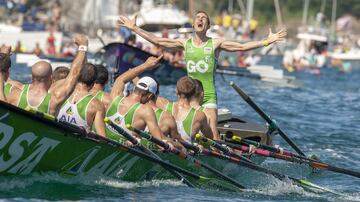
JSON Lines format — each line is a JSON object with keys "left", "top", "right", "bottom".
{"left": 195, "top": 134, "right": 253, "bottom": 164}
{"left": 127, "top": 124, "right": 171, "bottom": 151}
{"left": 128, "top": 126, "right": 246, "bottom": 189}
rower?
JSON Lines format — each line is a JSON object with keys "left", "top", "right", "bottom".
{"left": 106, "top": 55, "right": 183, "bottom": 150}
{"left": 190, "top": 79, "right": 204, "bottom": 111}
{"left": 0, "top": 46, "right": 23, "bottom": 97}
{"left": 164, "top": 76, "right": 212, "bottom": 142}
{"left": 118, "top": 11, "right": 287, "bottom": 140}
{"left": 144, "top": 77, "right": 186, "bottom": 142}
{"left": 5, "top": 35, "right": 88, "bottom": 116}
{"left": 89, "top": 64, "right": 111, "bottom": 108}
{"left": 57, "top": 63, "right": 106, "bottom": 136}
{"left": 52, "top": 66, "right": 69, "bottom": 83}
{"left": 48, "top": 66, "right": 70, "bottom": 92}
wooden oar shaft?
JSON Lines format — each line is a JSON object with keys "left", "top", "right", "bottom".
{"left": 230, "top": 82, "right": 306, "bottom": 156}
{"left": 129, "top": 126, "right": 246, "bottom": 189}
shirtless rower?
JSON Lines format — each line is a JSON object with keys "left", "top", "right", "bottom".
{"left": 118, "top": 11, "right": 287, "bottom": 140}
{"left": 162, "top": 76, "right": 213, "bottom": 142}
{"left": 89, "top": 64, "right": 111, "bottom": 108}
{"left": 57, "top": 63, "right": 106, "bottom": 136}
{"left": 4, "top": 34, "right": 88, "bottom": 116}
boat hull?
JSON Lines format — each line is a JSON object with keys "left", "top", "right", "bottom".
{"left": 0, "top": 101, "right": 269, "bottom": 188}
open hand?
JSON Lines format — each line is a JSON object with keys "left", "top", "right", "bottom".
{"left": 144, "top": 55, "right": 163, "bottom": 69}
{"left": 267, "top": 28, "right": 287, "bottom": 44}
{"left": 118, "top": 15, "right": 137, "bottom": 30}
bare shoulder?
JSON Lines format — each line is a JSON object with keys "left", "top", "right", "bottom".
{"left": 161, "top": 111, "right": 177, "bottom": 126}
{"left": 8, "top": 79, "right": 23, "bottom": 90}
{"left": 156, "top": 96, "right": 170, "bottom": 110}
{"left": 7, "top": 86, "right": 22, "bottom": 105}
{"left": 195, "top": 110, "right": 207, "bottom": 122}
{"left": 178, "top": 38, "right": 187, "bottom": 47}
{"left": 49, "top": 79, "right": 65, "bottom": 93}
{"left": 91, "top": 98, "right": 105, "bottom": 111}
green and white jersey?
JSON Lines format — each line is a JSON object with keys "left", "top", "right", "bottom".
{"left": 185, "top": 38, "right": 217, "bottom": 107}
{"left": 94, "top": 90, "right": 105, "bottom": 101}
{"left": 17, "top": 84, "right": 51, "bottom": 114}
{"left": 105, "top": 96, "right": 141, "bottom": 142}
{"left": 4, "top": 83, "right": 13, "bottom": 96}
{"left": 57, "top": 94, "right": 95, "bottom": 131}
{"left": 165, "top": 102, "right": 196, "bottom": 142}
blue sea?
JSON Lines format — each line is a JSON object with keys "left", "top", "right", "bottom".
{"left": 1, "top": 59, "right": 359, "bottom": 201}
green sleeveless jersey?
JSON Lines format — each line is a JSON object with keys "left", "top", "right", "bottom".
{"left": 95, "top": 90, "right": 105, "bottom": 101}
{"left": 17, "top": 84, "right": 51, "bottom": 114}
{"left": 4, "top": 83, "right": 13, "bottom": 96}
{"left": 185, "top": 38, "right": 217, "bottom": 105}
{"left": 105, "top": 96, "right": 141, "bottom": 143}
{"left": 165, "top": 102, "right": 196, "bottom": 141}
{"left": 155, "top": 108, "right": 164, "bottom": 124}
{"left": 57, "top": 95, "right": 95, "bottom": 130}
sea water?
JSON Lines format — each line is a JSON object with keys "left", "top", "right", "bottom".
{"left": 1, "top": 62, "right": 359, "bottom": 201}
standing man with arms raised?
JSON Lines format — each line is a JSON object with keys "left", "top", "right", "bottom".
{"left": 118, "top": 11, "right": 287, "bottom": 140}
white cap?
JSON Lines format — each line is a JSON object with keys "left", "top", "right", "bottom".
{"left": 136, "top": 76, "right": 158, "bottom": 94}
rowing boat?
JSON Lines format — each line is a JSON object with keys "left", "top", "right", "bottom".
{"left": 0, "top": 101, "right": 271, "bottom": 189}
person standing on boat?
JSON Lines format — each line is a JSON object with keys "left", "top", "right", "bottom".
{"left": 118, "top": 11, "right": 287, "bottom": 140}
{"left": 4, "top": 35, "right": 88, "bottom": 116}
{"left": 89, "top": 64, "right": 112, "bottom": 109}
{"left": 57, "top": 63, "right": 106, "bottom": 136}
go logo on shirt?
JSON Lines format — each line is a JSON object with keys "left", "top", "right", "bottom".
{"left": 186, "top": 60, "right": 209, "bottom": 73}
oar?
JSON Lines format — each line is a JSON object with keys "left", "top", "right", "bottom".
{"left": 226, "top": 134, "right": 360, "bottom": 179}
{"left": 85, "top": 132, "right": 241, "bottom": 191}
{"left": 184, "top": 138, "right": 341, "bottom": 194}
{"left": 224, "top": 132, "right": 310, "bottom": 161}
{"left": 126, "top": 125, "right": 246, "bottom": 189}
{"left": 230, "top": 81, "right": 306, "bottom": 156}
{"left": 194, "top": 134, "right": 253, "bottom": 164}
{"left": 104, "top": 118, "right": 195, "bottom": 188}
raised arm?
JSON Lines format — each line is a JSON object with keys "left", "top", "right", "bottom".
{"left": 118, "top": 15, "right": 185, "bottom": 49}
{"left": 218, "top": 28, "right": 287, "bottom": 52}
{"left": 52, "top": 35, "right": 88, "bottom": 104}
{"left": 110, "top": 55, "right": 163, "bottom": 99}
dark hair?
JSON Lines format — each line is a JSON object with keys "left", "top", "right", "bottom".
{"left": 150, "top": 77, "right": 160, "bottom": 101}
{"left": 176, "top": 76, "right": 195, "bottom": 99}
{"left": 94, "top": 64, "right": 108, "bottom": 85}
{"left": 195, "top": 10, "right": 211, "bottom": 28}
{"left": 0, "top": 53, "right": 11, "bottom": 73}
{"left": 78, "top": 63, "right": 97, "bottom": 86}
{"left": 193, "top": 79, "right": 203, "bottom": 95}
{"left": 52, "top": 66, "right": 69, "bottom": 82}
